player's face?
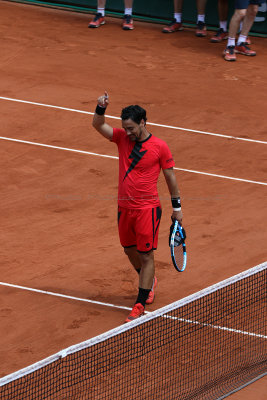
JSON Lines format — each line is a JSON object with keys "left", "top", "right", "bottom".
{"left": 122, "top": 119, "right": 144, "bottom": 142}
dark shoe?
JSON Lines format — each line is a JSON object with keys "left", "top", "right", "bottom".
{"left": 162, "top": 19, "right": 183, "bottom": 33}
{"left": 196, "top": 21, "right": 207, "bottom": 37}
{"left": 88, "top": 13, "right": 105, "bottom": 28}
{"left": 210, "top": 28, "right": 228, "bottom": 43}
{"left": 122, "top": 14, "right": 134, "bottom": 30}
{"left": 223, "top": 46, "right": 236, "bottom": 61}
{"left": 235, "top": 42, "right": 256, "bottom": 56}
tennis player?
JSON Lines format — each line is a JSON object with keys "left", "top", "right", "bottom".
{"left": 92, "top": 92, "right": 183, "bottom": 322}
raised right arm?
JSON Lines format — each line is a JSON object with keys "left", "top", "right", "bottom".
{"left": 92, "top": 91, "right": 113, "bottom": 140}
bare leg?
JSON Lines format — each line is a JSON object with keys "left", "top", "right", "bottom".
{"left": 124, "top": 248, "right": 155, "bottom": 321}
{"left": 138, "top": 251, "right": 155, "bottom": 290}
{"left": 124, "top": 247, "right": 154, "bottom": 290}
{"left": 124, "top": 0, "right": 134, "bottom": 7}
{"left": 240, "top": 4, "right": 259, "bottom": 36}
{"left": 174, "top": 0, "right": 184, "bottom": 13}
{"left": 97, "top": 0, "right": 106, "bottom": 7}
{"left": 218, "top": 0, "right": 228, "bottom": 21}
{"left": 196, "top": 0, "right": 207, "bottom": 15}
{"left": 235, "top": 4, "right": 257, "bottom": 55}
{"left": 124, "top": 247, "right": 141, "bottom": 272}
{"left": 224, "top": 8, "right": 255, "bottom": 61}
{"left": 228, "top": 9, "right": 246, "bottom": 39}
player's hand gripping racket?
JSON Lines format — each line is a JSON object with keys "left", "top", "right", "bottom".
{"left": 169, "top": 221, "right": 187, "bottom": 272}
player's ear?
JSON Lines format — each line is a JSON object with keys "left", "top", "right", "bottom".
{"left": 140, "top": 119, "right": 145, "bottom": 127}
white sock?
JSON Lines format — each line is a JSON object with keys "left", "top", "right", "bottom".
{"left": 174, "top": 13, "right": 182, "bottom": 23}
{"left": 124, "top": 8, "right": 132, "bottom": 15}
{"left": 219, "top": 21, "right": 227, "bottom": 32}
{"left": 227, "top": 37, "right": 235, "bottom": 47}
{"left": 197, "top": 14, "right": 205, "bottom": 23}
{"left": 237, "top": 34, "right": 247, "bottom": 45}
{"left": 97, "top": 7, "right": 105, "bottom": 16}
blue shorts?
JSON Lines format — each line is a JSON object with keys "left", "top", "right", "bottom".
{"left": 235, "top": 0, "right": 263, "bottom": 8}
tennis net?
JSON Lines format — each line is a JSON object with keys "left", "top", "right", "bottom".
{"left": 0, "top": 262, "right": 266, "bottom": 399}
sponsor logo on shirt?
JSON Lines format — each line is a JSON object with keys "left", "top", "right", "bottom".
{"left": 123, "top": 142, "right": 147, "bottom": 181}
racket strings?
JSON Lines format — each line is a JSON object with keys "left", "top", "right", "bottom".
{"left": 173, "top": 240, "right": 184, "bottom": 267}
{"left": 173, "top": 232, "right": 183, "bottom": 247}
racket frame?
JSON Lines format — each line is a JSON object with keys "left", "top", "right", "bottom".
{"left": 170, "top": 220, "right": 187, "bottom": 272}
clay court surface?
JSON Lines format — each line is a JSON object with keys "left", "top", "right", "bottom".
{"left": 0, "top": 1, "right": 266, "bottom": 397}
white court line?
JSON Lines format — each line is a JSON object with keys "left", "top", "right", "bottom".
{"left": 1, "top": 96, "right": 267, "bottom": 145}
{"left": 165, "top": 315, "right": 267, "bottom": 339}
{"left": 0, "top": 281, "right": 132, "bottom": 311}
{"left": 0, "top": 281, "right": 265, "bottom": 339}
{"left": 0, "top": 136, "right": 266, "bottom": 185}
{"left": 175, "top": 167, "right": 267, "bottom": 186}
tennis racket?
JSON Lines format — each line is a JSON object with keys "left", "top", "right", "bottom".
{"left": 170, "top": 220, "right": 187, "bottom": 272}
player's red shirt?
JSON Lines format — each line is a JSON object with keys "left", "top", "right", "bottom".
{"left": 111, "top": 128, "right": 175, "bottom": 209}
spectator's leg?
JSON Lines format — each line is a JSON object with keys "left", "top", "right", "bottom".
{"left": 196, "top": 0, "right": 208, "bottom": 36}
{"left": 196, "top": 0, "right": 207, "bottom": 14}
{"left": 174, "top": 0, "right": 183, "bottom": 22}
{"left": 236, "top": 4, "right": 258, "bottom": 55}
{"left": 88, "top": 0, "right": 106, "bottom": 28}
{"left": 162, "top": 0, "right": 184, "bottom": 33}
{"left": 123, "top": 0, "right": 134, "bottom": 30}
{"left": 239, "top": 4, "right": 258, "bottom": 38}
{"left": 98, "top": 0, "right": 106, "bottom": 10}
{"left": 124, "top": 0, "right": 134, "bottom": 15}
{"left": 218, "top": 0, "right": 228, "bottom": 31}
{"left": 223, "top": 9, "right": 245, "bottom": 61}
{"left": 228, "top": 8, "right": 246, "bottom": 43}
{"left": 211, "top": 0, "right": 229, "bottom": 42}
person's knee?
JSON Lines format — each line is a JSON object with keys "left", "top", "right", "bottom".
{"left": 139, "top": 250, "right": 154, "bottom": 265}
{"left": 246, "top": 4, "right": 258, "bottom": 18}
{"left": 234, "top": 9, "right": 247, "bottom": 21}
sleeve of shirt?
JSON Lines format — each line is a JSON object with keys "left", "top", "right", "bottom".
{"left": 160, "top": 141, "right": 175, "bottom": 169}
{"left": 111, "top": 128, "right": 125, "bottom": 144}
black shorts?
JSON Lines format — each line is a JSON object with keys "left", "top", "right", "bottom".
{"left": 235, "top": 0, "right": 263, "bottom": 9}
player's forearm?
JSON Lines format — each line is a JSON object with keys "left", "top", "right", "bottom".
{"left": 165, "top": 170, "right": 181, "bottom": 198}
{"left": 92, "top": 93, "right": 113, "bottom": 139}
{"left": 168, "top": 178, "right": 182, "bottom": 222}
{"left": 169, "top": 182, "right": 180, "bottom": 198}
{"left": 92, "top": 112, "right": 105, "bottom": 130}
{"left": 92, "top": 113, "right": 113, "bottom": 139}
{"left": 163, "top": 168, "right": 183, "bottom": 222}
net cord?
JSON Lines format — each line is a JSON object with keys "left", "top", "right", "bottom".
{"left": 0, "top": 261, "right": 266, "bottom": 388}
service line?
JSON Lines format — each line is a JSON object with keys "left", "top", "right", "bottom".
{"left": 0, "top": 136, "right": 266, "bottom": 185}
{"left": 0, "top": 96, "right": 266, "bottom": 145}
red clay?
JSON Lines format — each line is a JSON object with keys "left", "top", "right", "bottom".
{"left": 0, "top": 2, "right": 266, "bottom": 398}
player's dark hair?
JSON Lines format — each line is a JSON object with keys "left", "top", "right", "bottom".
{"left": 120, "top": 105, "right": 147, "bottom": 124}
